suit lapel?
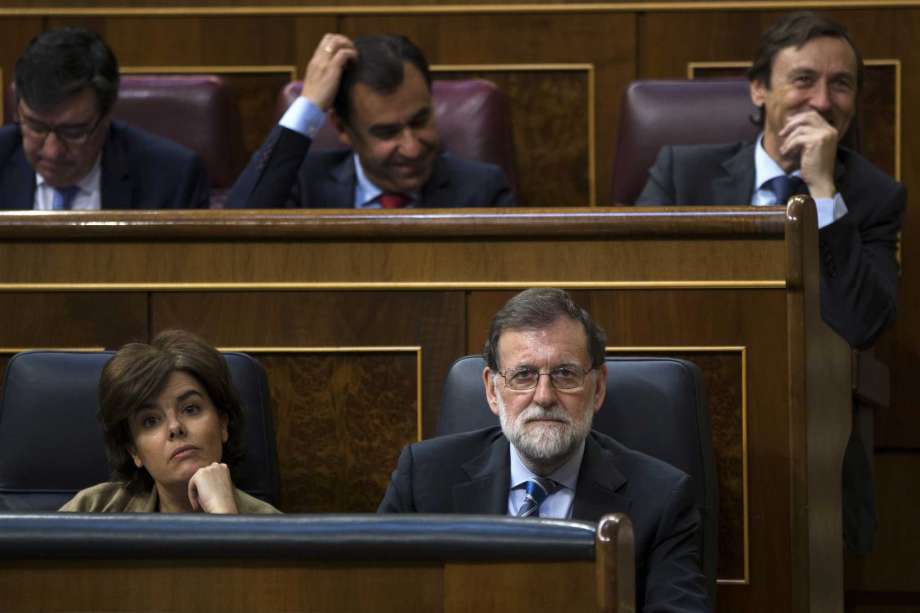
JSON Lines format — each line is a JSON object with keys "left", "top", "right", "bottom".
{"left": 2, "top": 145, "right": 37, "bottom": 210}
{"left": 572, "top": 435, "right": 631, "bottom": 522}
{"left": 419, "top": 154, "right": 451, "bottom": 208}
{"left": 452, "top": 435, "right": 510, "bottom": 514}
{"left": 318, "top": 152, "right": 358, "bottom": 208}
{"left": 99, "top": 125, "right": 133, "bottom": 210}
{"left": 713, "top": 142, "right": 757, "bottom": 205}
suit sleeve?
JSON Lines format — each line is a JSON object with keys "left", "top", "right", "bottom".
{"left": 636, "top": 146, "right": 677, "bottom": 206}
{"left": 818, "top": 183, "right": 906, "bottom": 348}
{"left": 491, "top": 167, "right": 516, "bottom": 206}
{"left": 179, "top": 153, "right": 210, "bottom": 209}
{"left": 227, "top": 126, "right": 312, "bottom": 209}
{"left": 643, "top": 474, "right": 710, "bottom": 613}
{"left": 377, "top": 444, "right": 417, "bottom": 513}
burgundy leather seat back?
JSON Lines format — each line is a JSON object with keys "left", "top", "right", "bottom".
{"left": 113, "top": 75, "right": 246, "bottom": 199}
{"left": 276, "top": 79, "right": 517, "bottom": 192}
{"left": 610, "top": 78, "right": 758, "bottom": 205}
{"left": 5, "top": 75, "right": 246, "bottom": 206}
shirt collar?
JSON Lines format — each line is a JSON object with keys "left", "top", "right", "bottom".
{"left": 35, "top": 153, "right": 102, "bottom": 196}
{"left": 352, "top": 153, "right": 419, "bottom": 208}
{"left": 509, "top": 438, "right": 586, "bottom": 492}
{"left": 754, "top": 132, "right": 801, "bottom": 191}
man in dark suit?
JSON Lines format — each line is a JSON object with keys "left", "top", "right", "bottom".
{"left": 379, "top": 288, "right": 709, "bottom": 613}
{"left": 1, "top": 27, "right": 209, "bottom": 210}
{"left": 638, "top": 12, "right": 903, "bottom": 553}
{"left": 228, "top": 34, "right": 514, "bottom": 208}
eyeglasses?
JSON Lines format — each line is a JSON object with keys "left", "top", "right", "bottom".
{"left": 497, "top": 365, "right": 595, "bottom": 392}
{"left": 18, "top": 113, "right": 103, "bottom": 147}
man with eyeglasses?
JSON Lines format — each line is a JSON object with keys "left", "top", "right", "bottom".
{"left": 0, "top": 27, "right": 209, "bottom": 210}
{"left": 379, "top": 288, "right": 709, "bottom": 613}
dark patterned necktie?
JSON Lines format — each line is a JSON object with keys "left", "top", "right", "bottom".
{"left": 517, "top": 478, "right": 558, "bottom": 518}
{"left": 769, "top": 175, "right": 807, "bottom": 205}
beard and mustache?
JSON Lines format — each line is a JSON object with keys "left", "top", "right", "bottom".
{"left": 495, "top": 392, "right": 595, "bottom": 468}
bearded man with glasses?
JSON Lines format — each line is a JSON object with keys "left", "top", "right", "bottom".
{"left": 379, "top": 287, "right": 709, "bottom": 613}
{"left": 1, "top": 27, "right": 209, "bottom": 210}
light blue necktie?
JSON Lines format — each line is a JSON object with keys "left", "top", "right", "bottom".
{"left": 517, "top": 478, "right": 558, "bottom": 518}
{"left": 51, "top": 185, "right": 80, "bottom": 210}
{"left": 769, "top": 175, "right": 806, "bottom": 205}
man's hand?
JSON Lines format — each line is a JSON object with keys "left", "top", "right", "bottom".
{"left": 778, "top": 110, "right": 839, "bottom": 199}
{"left": 188, "top": 462, "right": 239, "bottom": 514}
{"left": 300, "top": 33, "right": 358, "bottom": 112}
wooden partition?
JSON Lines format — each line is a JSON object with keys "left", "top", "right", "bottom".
{"left": 0, "top": 203, "right": 849, "bottom": 612}
{"left": 0, "top": 513, "right": 635, "bottom": 613}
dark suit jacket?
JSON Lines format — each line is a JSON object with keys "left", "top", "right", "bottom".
{"left": 378, "top": 427, "right": 709, "bottom": 613}
{"left": 0, "top": 122, "right": 209, "bottom": 210}
{"left": 227, "top": 125, "right": 515, "bottom": 208}
{"left": 637, "top": 142, "right": 905, "bottom": 349}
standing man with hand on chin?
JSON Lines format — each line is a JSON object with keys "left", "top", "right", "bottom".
{"left": 228, "top": 33, "right": 514, "bottom": 208}
{"left": 637, "top": 12, "right": 905, "bottom": 553}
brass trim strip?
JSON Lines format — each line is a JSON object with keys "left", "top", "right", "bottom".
{"left": 219, "top": 346, "right": 421, "bottom": 353}
{"left": 1, "top": 3, "right": 919, "bottom": 17}
{"left": 0, "top": 347, "right": 106, "bottom": 353}
{"left": 686, "top": 60, "right": 748, "bottom": 78}
{"left": 0, "top": 281, "right": 787, "bottom": 292}
{"left": 607, "top": 344, "right": 750, "bottom": 585}
{"left": 123, "top": 65, "right": 299, "bottom": 80}
{"left": 430, "top": 63, "right": 596, "bottom": 205}
{"left": 218, "top": 345, "right": 424, "bottom": 442}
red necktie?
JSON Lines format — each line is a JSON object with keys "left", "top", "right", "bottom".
{"left": 379, "top": 193, "right": 410, "bottom": 209}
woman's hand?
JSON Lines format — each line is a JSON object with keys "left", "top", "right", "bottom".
{"left": 187, "top": 462, "right": 239, "bottom": 514}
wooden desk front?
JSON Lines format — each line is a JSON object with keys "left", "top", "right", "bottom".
{"left": 0, "top": 204, "right": 849, "bottom": 612}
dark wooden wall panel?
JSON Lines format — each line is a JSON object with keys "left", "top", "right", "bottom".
{"left": 258, "top": 352, "right": 418, "bottom": 512}
{"left": 0, "top": 293, "right": 148, "bottom": 349}
{"left": 149, "top": 291, "right": 465, "bottom": 438}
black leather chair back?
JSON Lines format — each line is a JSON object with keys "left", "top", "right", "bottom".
{"left": 437, "top": 354, "right": 718, "bottom": 602}
{"left": 0, "top": 350, "right": 280, "bottom": 511}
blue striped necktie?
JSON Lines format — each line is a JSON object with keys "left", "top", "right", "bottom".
{"left": 51, "top": 185, "right": 81, "bottom": 210}
{"left": 769, "top": 175, "right": 806, "bottom": 205}
{"left": 517, "top": 478, "right": 558, "bottom": 518}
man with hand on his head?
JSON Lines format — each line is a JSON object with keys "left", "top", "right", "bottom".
{"left": 228, "top": 33, "right": 514, "bottom": 208}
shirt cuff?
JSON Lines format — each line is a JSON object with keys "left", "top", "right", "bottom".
{"left": 814, "top": 193, "right": 849, "bottom": 229}
{"left": 279, "top": 97, "right": 326, "bottom": 139}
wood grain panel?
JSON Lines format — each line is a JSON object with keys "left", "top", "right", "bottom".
{"left": 150, "top": 291, "right": 465, "bottom": 438}
{"left": 436, "top": 68, "right": 590, "bottom": 206}
{"left": 0, "top": 293, "right": 147, "bottom": 349}
{"left": 0, "top": 560, "right": 447, "bottom": 612}
{"left": 257, "top": 352, "right": 418, "bottom": 512}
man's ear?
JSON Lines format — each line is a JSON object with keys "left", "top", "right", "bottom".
{"left": 750, "top": 79, "right": 768, "bottom": 107}
{"left": 483, "top": 367, "right": 500, "bottom": 417}
{"left": 329, "top": 109, "right": 353, "bottom": 148}
{"left": 592, "top": 363, "right": 607, "bottom": 414}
